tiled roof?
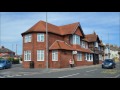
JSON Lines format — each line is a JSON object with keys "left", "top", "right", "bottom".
{"left": 21, "top": 20, "right": 82, "bottom": 36}
{"left": 75, "top": 47, "right": 94, "bottom": 53}
{"left": 49, "top": 40, "right": 74, "bottom": 50}
{"left": 85, "top": 32, "right": 100, "bottom": 43}
{"left": 0, "top": 46, "right": 14, "bottom": 53}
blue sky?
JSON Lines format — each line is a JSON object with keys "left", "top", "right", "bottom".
{"left": 0, "top": 12, "right": 120, "bottom": 55}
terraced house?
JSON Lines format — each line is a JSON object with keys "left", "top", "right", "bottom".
{"left": 21, "top": 20, "right": 98, "bottom": 68}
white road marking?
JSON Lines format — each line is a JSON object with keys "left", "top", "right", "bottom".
{"left": 6, "top": 75, "right": 14, "bottom": 77}
{"left": 86, "top": 69, "right": 98, "bottom": 72}
{"left": 113, "top": 74, "right": 120, "bottom": 78}
{"left": 15, "top": 74, "right": 22, "bottom": 76}
{"left": 58, "top": 73, "right": 80, "bottom": 78}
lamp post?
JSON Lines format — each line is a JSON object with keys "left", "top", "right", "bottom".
{"left": 46, "top": 12, "right": 48, "bottom": 70}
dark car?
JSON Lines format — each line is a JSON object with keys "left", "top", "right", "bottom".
{"left": 0, "top": 60, "right": 12, "bottom": 70}
{"left": 102, "top": 59, "right": 116, "bottom": 69}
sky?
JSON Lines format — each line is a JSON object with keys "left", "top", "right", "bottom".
{"left": 0, "top": 12, "right": 120, "bottom": 55}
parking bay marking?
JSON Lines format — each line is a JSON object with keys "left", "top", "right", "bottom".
{"left": 86, "top": 69, "right": 98, "bottom": 72}
{"left": 58, "top": 73, "right": 80, "bottom": 78}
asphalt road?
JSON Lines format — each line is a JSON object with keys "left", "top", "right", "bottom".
{"left": 1, "top": 62, "right": 120, "bottom": 78}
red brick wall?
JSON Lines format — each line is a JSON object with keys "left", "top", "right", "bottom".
{"left": 22, "top": 33, "right": 47, "bottom": 68}
{"left": 60, "top": 50, "right": 72, "bottom": 68}
{"left": 73, "top": 52, "right": 93, "bottom": 66}
{"left": 49, "top": 50, "right": 61, "bottom": 68}
{"left": 48, "top": 33, "right": 63, "bottom": 47}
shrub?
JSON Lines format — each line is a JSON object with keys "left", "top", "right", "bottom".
{"left": 12, "top": 59, "right": 20, "bottom": 64}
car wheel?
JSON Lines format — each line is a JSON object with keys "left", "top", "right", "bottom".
{"left": 114, "top": 65, "right": 116, "bottom": 68}
{"left": 3, "top": 66, "right": 5, "bottom": 69}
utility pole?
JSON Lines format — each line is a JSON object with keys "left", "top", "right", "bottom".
{"left": 0, "top": 12, "right": 1, "bottom": 47}
{"left": 46, "top": 12, "right": 48, "bottom": 70}
{"left": 16, "top": 44, "right": 17, "bottom": 56}
{"left": 108, "top": 33, "right": 110, "bottom": 59}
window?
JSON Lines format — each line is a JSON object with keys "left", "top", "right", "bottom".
{"left": 85, "top": 42, "right": 88, "bottom": 49}
{"left": 37, "top": 33, "right": 44, "bottom": 42}
{"left": 37, "top": 50, "right": 44, "bottom": 61}
{"left": 24, "top": 51, "right": 31, "bottom": 61}
{"left": 24, "top": 34, "right": 32, "bottom": 43}
{"left": 85, "top": 53, "right": 87, "bottom": 60}
{"left": 85, "top": 53, "right": 93, "bottom": 61}
{"left": 81, "top": 41, "right": 85, "bottom": 48}
{"left": 94, "top": 42, "right": 98, "bottom": 47}
{"left": 77, "top": 52, "right": 82, "bottom": 61}
{"left": 72, "top": 34, "right": 80, "bottom": 45}
{"left": 52, "top": 50, "right": 58, "bottom": 61}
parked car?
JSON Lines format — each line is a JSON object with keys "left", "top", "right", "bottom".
{"left": 0, "top": 59, "right": 12, "bottom": 70}
{"left": 102, "top": 59, "right": 116, "bottom": 69}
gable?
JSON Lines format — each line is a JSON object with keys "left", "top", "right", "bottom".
{"left": 74, "top": 27, "right": 83, "bottom": 37}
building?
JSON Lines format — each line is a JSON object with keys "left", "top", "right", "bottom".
{"left": 0, "top": 46, "right": 15, "bottom": 59}
{"left": 21, "top": 20, "right": 94, "bottom": 68}
{"left": 109, "top": 45, "right": 119, "bottom": 61}
{"left": 84, "top": 32, "right": 105, "bottom": 64}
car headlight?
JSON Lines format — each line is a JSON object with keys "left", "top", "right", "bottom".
{"left": 109, "top": 63, "right": 112, "bottom": 66}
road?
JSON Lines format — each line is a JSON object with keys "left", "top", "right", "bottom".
{"left": 0, "top": 62, "right": 120, "bottom": 78}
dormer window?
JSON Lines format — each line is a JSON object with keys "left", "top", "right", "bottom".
{"left": 72, "top": 34, "right": 80, "bottom": 45}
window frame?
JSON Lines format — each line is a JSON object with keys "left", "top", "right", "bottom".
{"left": 52, "top": 50, "right": 58, "bottom": 61}
{"left": 37, "top": 50, "right": 44, "bottom": 61}
{"left": 24, "top": 50, "right": 31, "bottom": 61}
{"left": 37, "top": 33, "right": 44, "bottom": 42}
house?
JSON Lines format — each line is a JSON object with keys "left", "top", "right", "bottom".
{"left": 0, "top": 46, "right": 15, "bottom": 59}
{"left": 109, "top": 45, "right": 119, "bottom": 61}
{"left": 21, "top": 20, "right": 94, "bottom": 68}
{"left": 84, "top": 32, "right": 105, "bottom": 64}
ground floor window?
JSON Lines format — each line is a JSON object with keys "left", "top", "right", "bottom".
{"left": 52, "top": 50, "right": 58, "bottom": 61}
{"left": 99, "top": 54, "right": 103, "bottom": 60}
{"left": 37, "top": 50, "right": 44, "bottom": 61}
{"left": 85, "top": 53, "right": 93, "bottom": 61}
{"left": 24, "top": 50, "right": 31, "bottom": 61}
{"left": 77, "top": 52, "right": 82, "bottom": 61}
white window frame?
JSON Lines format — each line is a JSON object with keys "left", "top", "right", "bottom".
{"left": 37, "top": 50, "right": 44, "bottom": 61}
{"left": 37, "top": 33, "right": 44, "bottom": 42}
{"left": 52, "top": 50, "right": 58, "bottom": 61}
{"left": 77, "top": 52, "right": 82, "bottom": 61}
{"left": 24, "top": 50, "right": 31, "bottom": 61}
{"left": 94, "top": 42, "right": 98, "bottom": 47}
{"left": 85, "top": 53, "right": 93, "bottom": 61}
{"left": 24, "top": 34, "right": 32, "bottom": 43}
{"left": 73, "top": 34, "right": 80, "bottom": 45}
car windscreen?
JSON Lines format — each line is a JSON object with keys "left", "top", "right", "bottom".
{"left": 104, "top": 60, "right": 113, "bottom": 63}
{"left": 0, "top": 60, "right": 6, "bottom": 63}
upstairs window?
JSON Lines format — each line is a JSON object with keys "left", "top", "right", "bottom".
{"left": 94, "top": 42, "right": 98, "bottom": 47}
{"left": 72, "top": 34, "right": 80, "bottom": 45}
{"left": 24, "top": 34, "right": 32, "bottom": 43}
{"left": 37, "top": 33, "right": 44, "bottom": 42}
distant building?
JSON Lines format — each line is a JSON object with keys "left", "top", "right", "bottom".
{"left": 0, "top": 46, "right": 15, "bottom": 58}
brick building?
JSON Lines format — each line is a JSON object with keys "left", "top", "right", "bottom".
{"left": 84, "top": 32, "right": 105, "bottom": 64}
{"left": 21, "top": 20, "right": 96, "bottom": 68}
